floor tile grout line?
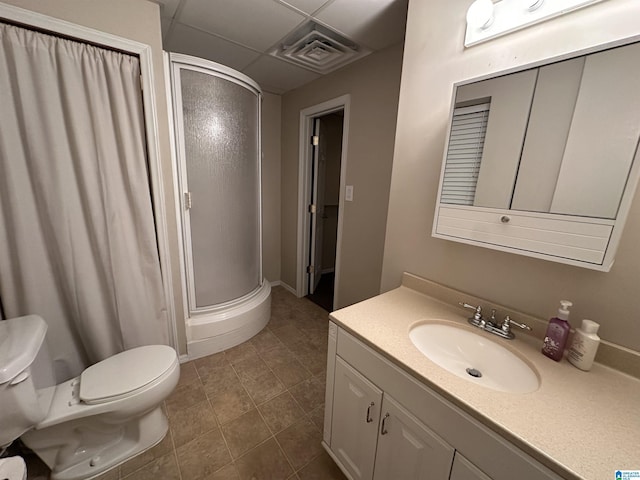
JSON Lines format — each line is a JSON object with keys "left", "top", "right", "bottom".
{"left": 270, "top": 429, "right": 299, "bottom": 476}
{"left": 264, "top": 303, "right": 329, "bottom": 477}
{"left": 172, "top": 360, "right": 260, "bottom": 474}
{"left": 227, "top": 299, "right": 326, "bottom": 477}
{"left": 251, "top": 338, "right": 315, "bottom": 397}
{"left": 293, "top": 424, "right": 326, "bottom": 476}
{"left": 168, "top": 378, "right": 234, "bottom": 475}
{"left": 223, "top": 353, "right": 273, "bottom": 464}
{"left": 167, "top": 419, "right": 184, "bottom": 480}
{"left": 264, "top": 388, "right": 326, "bottom": 477}
{"left": 264, "top": 315, "right": 323, "bottom": 374}
{"left": 222, "top": 376, "right": 307, "bottom": 477}
{"left": 171, "top": 295, "right": 324, "bottom": 477}
{"left": 117, "top": 401, "right": 176, "bottom": 480}
{"left": 214, "top": 422, "right": 236, "bottom": 470}
{"left": 293, "top": 446, "right": 328, "bottom": 476}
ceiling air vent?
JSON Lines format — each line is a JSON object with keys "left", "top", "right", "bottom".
{"left": 270, "top": 23, "right": 371, "bottom": 75}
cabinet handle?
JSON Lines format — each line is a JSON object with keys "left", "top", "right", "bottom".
{"left": 500, "top": 215, "right": 510, "bottom": 223}
{"left": 380, "top": 413, "right": 390, "bottom": 435}
{"left": 366, "top": 402, "right": 375, "bottom": 423}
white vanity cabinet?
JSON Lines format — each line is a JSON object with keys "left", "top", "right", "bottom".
{"left": 330, "top": 357, "right": 382, "bottom": 480}
{"left": 450, "top": 453, "right": 492, "bottom": 480}
{"left": 330, "top": 356, "right": 455, "bottom": 480}
{"left": 372, "top": 394, "right": 454, "bottom": 480}
{"left": 323, "top": 323, "right": 564, "bottom": 480}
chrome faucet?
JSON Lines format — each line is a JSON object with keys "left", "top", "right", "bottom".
{"left": 459, "top": 302, "right": 531, "bottom": 340}
{"left": 460, "top": 302, "right": 483, "bottom": 322}
{"left": 499, "top": 315, "right": 532, "bottom": 339}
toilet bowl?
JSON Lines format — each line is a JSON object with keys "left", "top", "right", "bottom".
{"left": 0, "top": 315, "right": 180, "bottom": 480}
{"left": 0, "top": 457, "right": 27, "bottom": 480}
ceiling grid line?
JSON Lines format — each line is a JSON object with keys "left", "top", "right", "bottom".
{"left": 154, "top": 0, "right": 408, "bottom": 94}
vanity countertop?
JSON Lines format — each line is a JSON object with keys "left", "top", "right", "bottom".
{"left": 328, "top": 274, "right": 640, "bottom": 480}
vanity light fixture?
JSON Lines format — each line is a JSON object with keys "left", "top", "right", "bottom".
{"left": 465, "top": 0, "right": 605, "bottom": 47}
{"left": 466, "top": 0, "right": 495, "bottom": 30}
{"left": 523, "top": 0, "right": 545, "bottom": 12}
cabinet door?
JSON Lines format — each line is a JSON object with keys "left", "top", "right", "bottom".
{"left": 511, "top": 57, "right": 584, "bottom": 213}
{"left": 550, "top": 42, "right": 640, "bottom": 219}
{"left": 331, "top": 356, "right": 383, "bottom": 480}
{"left": 372, "top": 395, "right": 454, "bottom": 480}
{"left": 454, "top": 69, "right": 537, "bottom": 209}
{"left": 449, "top": 453, "right": 492, "bottom": 480}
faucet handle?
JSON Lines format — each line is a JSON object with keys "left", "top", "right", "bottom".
{"left": 459, "top": 302, "right": 482, "bottom": 320}
{"left": 501, "top": 315, "right": 532, "bottom": 332}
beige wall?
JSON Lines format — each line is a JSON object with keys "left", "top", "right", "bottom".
{"left": 0, "top": 0, "right": 188, "bottom": 353}
{"left": 382, "top": 0, "right": 640, "bottom": 352}
{"left": 281, "top": 44, "right": 403, "bottom": 308}
{"left": 261, "top": 92, "right": 282, "bottom": 283}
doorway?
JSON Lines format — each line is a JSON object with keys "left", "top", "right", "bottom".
{"left": 296, "top": 95, "right": 350, "bottom": 312}
{"left": 306, "top": 112, "right": 344, "bottom": 311}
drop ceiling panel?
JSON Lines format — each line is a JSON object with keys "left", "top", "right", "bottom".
{"left": 167, "top": 23, "right": 261, "bottom": 71}
{"left": 243, "top": 55, "right": 321, "bottom": 94}
{"left": 278, "top": 0, "right": 333, "bottom": 15}
{"left": 151, "top": 0, "right": 407, "bottom": 93}
{"left": 179, "top": 0, "right": 306, "bottom": 52}
{"left": 315, "top": 0, "right": 408, "bottom": 50}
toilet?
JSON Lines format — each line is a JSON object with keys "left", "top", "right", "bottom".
{"left": 0, "top": 315, "right": 180, "bottom": 480}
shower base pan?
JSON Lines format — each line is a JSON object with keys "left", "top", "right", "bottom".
{"left": 186, "top": 282, "right": 271, "bottom": 359}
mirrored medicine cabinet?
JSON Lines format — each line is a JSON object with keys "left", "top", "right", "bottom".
{"left": 433, "top": 40, "right": 640, "bottom": 271}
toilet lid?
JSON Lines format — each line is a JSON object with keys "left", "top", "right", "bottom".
{"left": 80, "top": 345, "right": 176, "bottom": 404}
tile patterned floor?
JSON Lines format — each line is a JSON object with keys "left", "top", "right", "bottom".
{"left": 63, "top": 286, "right": 347, "bottom": 480}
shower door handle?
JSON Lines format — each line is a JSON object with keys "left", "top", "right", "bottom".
{"left": 184, "top": 192, "right": 192, "bottom": 210}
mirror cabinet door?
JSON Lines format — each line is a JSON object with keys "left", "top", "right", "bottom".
{"left": 445, "top": 41, "right": 640, "bottom": 220}
{"left": 454, "top": 70, "right": 536, "bottom": 209}
{"left": 435, "top": 40, "right": 640, "bottom": 270}
{"left": 547, "top": 42, "right": 640, "bottom": 219}
{"left": 510, "top": 57, "right": 584, "bottom": 213}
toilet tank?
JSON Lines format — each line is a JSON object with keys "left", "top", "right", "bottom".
{"left": 0, "top": 315, "right": 56, "bottom": 447}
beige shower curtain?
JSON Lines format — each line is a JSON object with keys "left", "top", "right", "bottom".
{"left": 0, "top": 23, "right": 168, "bottom": 381}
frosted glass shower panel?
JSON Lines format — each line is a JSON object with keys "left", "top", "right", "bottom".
{"left": 180, "top": 69, "right": 260, "bottom": 307}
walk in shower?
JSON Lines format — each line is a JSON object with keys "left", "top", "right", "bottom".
{"left": 168, "top": 53, "right": 271, "bottom": 359}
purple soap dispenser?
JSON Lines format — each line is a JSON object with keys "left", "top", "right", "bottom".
{"left": 542, "top": 300, "right": 573, "bottom": 361}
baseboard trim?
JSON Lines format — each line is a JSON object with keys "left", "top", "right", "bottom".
{"left": 271, "top": 280, "right": 298, "bottom": 297}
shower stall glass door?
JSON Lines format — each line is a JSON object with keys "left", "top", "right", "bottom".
{"left": 169, "top": 53, "right": 270, "bottom": 358}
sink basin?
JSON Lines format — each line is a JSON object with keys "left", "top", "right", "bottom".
{"left": 409, "top": 322, "right": 539, "bottom": 394}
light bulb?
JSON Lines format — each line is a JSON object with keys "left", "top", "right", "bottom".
{"left": 523, "top": 0, "right": 544, "bottom": 11}
{"left": 466, "top": 0, "right": 495, "bottom": 30}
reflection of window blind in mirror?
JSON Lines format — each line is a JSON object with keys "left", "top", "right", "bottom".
{"left": 441, "top": 103, "right": 490, "bottom": 205}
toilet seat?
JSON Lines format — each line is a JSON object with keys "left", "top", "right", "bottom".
{"left": 80, "top": 345, "right": 177, "bottom": 405}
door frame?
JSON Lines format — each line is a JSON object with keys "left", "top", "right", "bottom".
{"left": 309, "top": 116, "right": 323, "bottom": 295}
{"left": 296, "top": 95, "right": 350, "bottom": 310}
{"left": 0, "top": 3, "right": 178, "bottom": 350}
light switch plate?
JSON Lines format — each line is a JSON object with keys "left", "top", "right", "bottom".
{"left": 345, "top": 185, "right": 354, "bottom": 201}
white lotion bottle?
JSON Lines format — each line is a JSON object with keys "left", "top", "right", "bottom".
{"left": 567, "top": 319, "right": 600, "bottom": 371}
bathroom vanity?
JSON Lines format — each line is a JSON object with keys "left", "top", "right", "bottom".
{"left": 322, "top": 273, "right": 640, "bottom": 480}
